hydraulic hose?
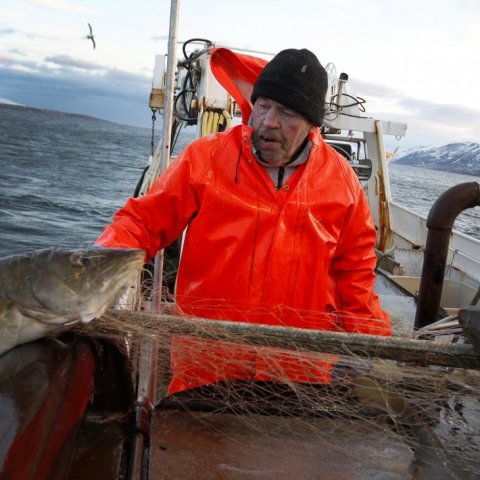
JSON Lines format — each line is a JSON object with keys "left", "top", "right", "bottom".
{"left": 200, "top": 109, "right": 233, "bottom": 137}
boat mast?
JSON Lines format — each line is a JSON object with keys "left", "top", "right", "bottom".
{"left": 127, "top": 4, "right": 181, "bottom": 479}
{"left": 152, "top": 0, "right": 180, "bottom": 310}
{"left": 159, "top": 0, "right": 180, "bottom": 176}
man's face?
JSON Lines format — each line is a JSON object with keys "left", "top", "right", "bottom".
{"left": 251, "top": 97, "right": 314, "bottom": 167}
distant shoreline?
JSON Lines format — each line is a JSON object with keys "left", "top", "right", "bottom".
{"left": 2, "top": 102, "right": 478, "bottom": 178}
{"left": 0, "top": 102, "right": 150, "bottom": 131}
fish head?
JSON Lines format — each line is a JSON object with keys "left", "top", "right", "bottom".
{"left": 27, "top": 248, "right": 145, "bottom": 324}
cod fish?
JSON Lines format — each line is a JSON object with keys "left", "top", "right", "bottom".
{"left": 0, "top": 248, "right": 144, "bottom": 356}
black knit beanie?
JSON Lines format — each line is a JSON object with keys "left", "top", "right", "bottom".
{"left": 251, "top": 48, "right": 328, "bottom": 126}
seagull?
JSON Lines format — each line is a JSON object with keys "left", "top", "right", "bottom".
{"left": 86, "top": 23, "right": 96, "bottom": 49}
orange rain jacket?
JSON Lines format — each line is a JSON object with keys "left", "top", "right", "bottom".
{"left": 96, "top": 125, "right": 391, "bottom": 392}
{"left": 96, "top": 48, "right": 391, "bottom": 393}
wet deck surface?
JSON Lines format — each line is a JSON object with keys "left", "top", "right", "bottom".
{"left": 148, "top": 408, "right": 413, "bottom": 479}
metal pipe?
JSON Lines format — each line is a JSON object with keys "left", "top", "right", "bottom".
{"left": 151, "top": 0, "right": 180, "bottom": 308}
{"left": 415, "top": 182, "right": 480, "bottom": 329}
{"left": 374, "top": 120, "right": 392, "bottom": 251}
{"left": 159, "top": 1, "right": 180, "bottom": 175}
{"left": 126, "top": 3, "right": 180, "bottom": 479}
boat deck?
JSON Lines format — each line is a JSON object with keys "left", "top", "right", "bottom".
{"left": 148, "top": 407, "right": 413, "bottom": 479}
{"left": 145, "top": 337, "right": 480, "bottom": 479}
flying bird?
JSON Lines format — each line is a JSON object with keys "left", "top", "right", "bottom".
{"left": 86, "top": 23, "right": 96, "bottom": 49}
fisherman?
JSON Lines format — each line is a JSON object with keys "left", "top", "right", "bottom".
{"left": 96, "top": 48, "right": 391, "bottom": 394}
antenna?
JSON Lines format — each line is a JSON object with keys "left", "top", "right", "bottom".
{"left": 325, "top": 62, "right": 338, "bottom": 106}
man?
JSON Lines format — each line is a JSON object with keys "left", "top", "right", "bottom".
{"left": 96, "top": 48, "right": 391, "bottom": 394}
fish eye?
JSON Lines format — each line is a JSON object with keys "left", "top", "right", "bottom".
{"left": 69, "top": 251, "right": 90, "bottom": 267}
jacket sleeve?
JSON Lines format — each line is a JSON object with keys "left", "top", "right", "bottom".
{"left": 330, "top": 182, "right": 392, "bottom": 336}
{"left": 95, "top": 147, "right": 202, "bottom": 260}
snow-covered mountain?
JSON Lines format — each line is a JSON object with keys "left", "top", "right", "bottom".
{"left": 393, "top": 142, "right": 480, "bottom": 177}
{"left": 0, "top": 97, "right": 25, "bottom": 107}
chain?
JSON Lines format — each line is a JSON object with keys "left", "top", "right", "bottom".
{"left": 151, "top": 108, "right": 157, "bottom": 157}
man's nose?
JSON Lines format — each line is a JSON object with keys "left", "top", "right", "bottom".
{"left": 263, "top": 108, "right": 280, "bottom": 128}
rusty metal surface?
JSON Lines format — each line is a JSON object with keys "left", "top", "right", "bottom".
{"left": 0, "top": 336, "right": 137, "bottom": 480}
{"left": 67, "top": 420, "right": 127, "bottom": 480}
{"left": 415, "top": 182, "right": 480, "bottom": 328}
{"left": 0, "top": 338, "right": 95, "bottom": 480}
{"left": 148, "top": 408, "right": 412, "bottom": 479}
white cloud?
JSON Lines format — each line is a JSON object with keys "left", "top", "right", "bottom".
{"left": 1, "top": 0, "right": 478, "bottom": 147}
{"left": 27, "top": 0, "right": 93, "bottom": 14}
{"left": 45, "top": 54, "right": 104, "bottom": 71}
{"left": 0, "top": 26, "right": 15, "bottom": 35}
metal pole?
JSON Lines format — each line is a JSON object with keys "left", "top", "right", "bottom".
{"left": 159, "top": 0, "right": 180, "bottom": 176}
{"left": 152, "top": 0, "right": 180, "bottom": 310}
{"left": 127, "top": 2, "right": 181, "bottom": 479}
{"left": 374, "top": 120, "right": 392, "bottom": 251}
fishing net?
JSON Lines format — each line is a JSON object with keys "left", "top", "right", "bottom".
{"left": 75, "top": 299, "right": 480, "bottom": 479}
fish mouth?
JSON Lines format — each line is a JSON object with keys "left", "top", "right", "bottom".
{"left": 95, "top": 251, "right": 144, "bottom": 294}
{"left": 27, "top": 248, "right": 145, "bottom": 325}
{"left": 73, "top": 251, "right": 145, "bottom": 324}
{"left": 82, "top": 266, "right": 143, "bottom": 323}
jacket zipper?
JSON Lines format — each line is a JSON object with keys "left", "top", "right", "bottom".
{"left": 276, "top": 166, "right": 285, "bottom": 190}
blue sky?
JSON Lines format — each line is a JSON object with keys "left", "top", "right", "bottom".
{"left": 1, "top": 0, "right": 479, "bottom": 148}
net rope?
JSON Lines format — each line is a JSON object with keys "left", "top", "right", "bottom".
{"left": 74, "top": 301, "right": 480, "bottom": 478}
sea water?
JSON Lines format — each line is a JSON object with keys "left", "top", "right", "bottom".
{"left": 0, "top": 103, "right": 479, "bottom": 257}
